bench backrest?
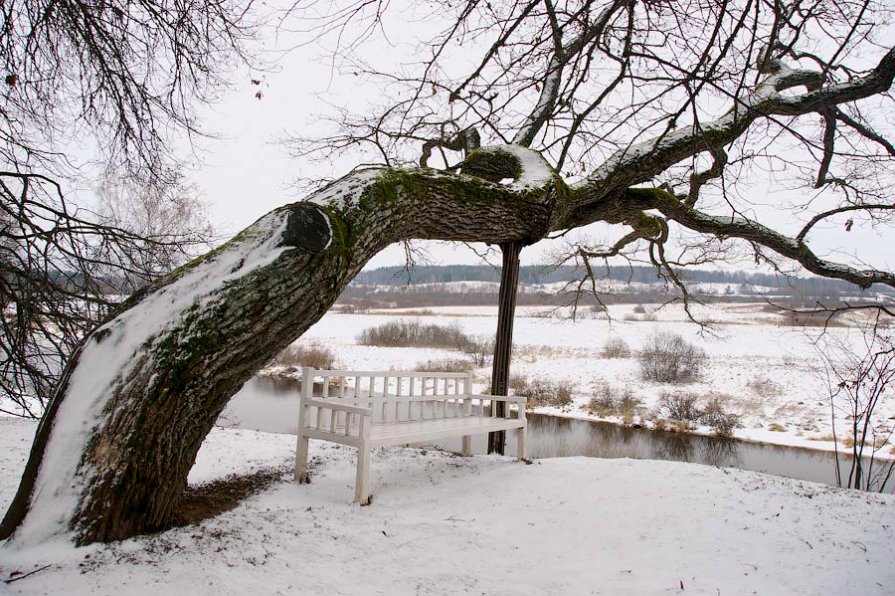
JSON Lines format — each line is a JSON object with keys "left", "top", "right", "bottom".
{"left": 302, "top": 367, "right": 477, "bottom": 423}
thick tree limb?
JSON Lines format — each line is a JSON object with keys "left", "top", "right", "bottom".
{"left": 639, "top": 188, "right": 895, "bottom": 290}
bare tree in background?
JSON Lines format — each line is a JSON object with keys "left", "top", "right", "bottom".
{"left": 96, "top": 172, "right": 215, "bottom": 291}
{"left": 0, "top": 1, "right": 249, "bottom": 417}
{"left": 818, "top": 321, "right": 894, "bottom": 492}
{"left": 2, "top": 0, "right": 895, "bottom": 546}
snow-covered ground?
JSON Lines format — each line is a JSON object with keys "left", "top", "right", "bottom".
{"left": 271, "top": 302, "right": 894, "bottom": 455}
{"left": 1, "top": 417, "right": 893, "bottom": 595}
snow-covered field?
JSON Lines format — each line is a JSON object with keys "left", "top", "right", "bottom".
{"left": 275, "top": 302, "right": 894, "bottom": 455}
{"left": 1, "top": 417, "right": 893, "bottom": 595}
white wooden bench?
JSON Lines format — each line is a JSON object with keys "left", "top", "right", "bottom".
{"left": 293, "top": 367, "right": 527, "bottom": 504}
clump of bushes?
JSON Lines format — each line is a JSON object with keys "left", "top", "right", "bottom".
{"left": 658, "top": 391, "right": 701, "bottom": 421}
{"left": 511, "top": 377, "right": 573, "bottom": 408}
{"left": 586, "top": 382, "right": 642, "bottom": 417}
{"left": 638, "top": 332, "right": 705, "bottom": 383}
{"left": 271, "top": 344, "right": 336, "bottom": 370}
{"left": 658, "top": 391, "right": 741, "bottom": 437}
{"left": 600, "top": 337, "right": 631, "bottom": 359}
{"left": 357, "top": 320, "right": 494, "bottom": 364}
{"left": 358, "top": 320, "right": 472, "bottom": 350}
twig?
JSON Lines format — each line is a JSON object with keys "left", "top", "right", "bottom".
{"left": 4, "top": 564, "right": 52, "bottom": 584}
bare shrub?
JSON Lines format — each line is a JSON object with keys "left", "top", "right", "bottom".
{"left": 513, "top": 378, "right": 573, "bottom": 408}
{"left": 638, "top": 332, "right": 705, "bottom": 383}
{"left": 415, "top": 358, "right": 475, "bottom": 373}
{"left": 600, "top": 337, "right": 631, "bottom": 359}
{"left": 586, "top": 382, "right": 641, "bottom": 417}
{"left": 818, "top": 324, "right": 894, "bottom": 492}
{"left": 633, "top": 304, "right": 646, "bottom": 314}
{"left": 622, "top": 313, "right": 638, "bottom": 322}
{"left": 466, "top": 336, "right": 495, "bottom": 366}
{"left": 700, "top": 396, "right": 741, "bottom": 438}
{"left": 641, "top": 312, "right": 658, "bottom": 322}
{"left": 659, "top": 391, "right": 702, "bottom": 421}
{"left": 271, "top": 345, "right": 336, "bottom": 370}
{"left": 357, "top": 320, "right": 471, "bottom": 350}
{"left": 508, "top": 374, "right": 528, "bottom": 393}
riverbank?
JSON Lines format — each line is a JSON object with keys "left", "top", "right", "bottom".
{"left": 270, "top": 303, "right": 894, "bottom": 459}
{"left": 253, "top": 366, "right": 894, "bottom": 465}
{"left": 2, "top": 417, "right": 892, "bottom": 595}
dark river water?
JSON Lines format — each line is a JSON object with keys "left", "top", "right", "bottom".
{"left": 224, "top": 376, "right": 893, "bottom": 493}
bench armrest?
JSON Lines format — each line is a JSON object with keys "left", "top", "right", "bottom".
{"left": 304, "top": 398, "right": 372, "bottom": 416}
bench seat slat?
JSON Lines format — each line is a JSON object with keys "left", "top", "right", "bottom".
{"left": 367, "top": 417, "right": 524, "bottom": 448}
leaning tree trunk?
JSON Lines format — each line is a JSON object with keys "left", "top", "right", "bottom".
{"left": 1, "top": 148, "right": 559, "bottom": 545}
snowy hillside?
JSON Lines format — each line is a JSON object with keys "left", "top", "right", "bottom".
{"left": 1, "top": 418, "right": 893, "bottom": 595}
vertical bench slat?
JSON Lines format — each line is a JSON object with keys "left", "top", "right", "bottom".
{"left": 382, "top": 376, "right": 390, "bottom": 423}
{"left": 393, "top": 377, "right": 400, "bottom": 421}
{"left": 409, "top": 376, "right": 416, "bottom": 420}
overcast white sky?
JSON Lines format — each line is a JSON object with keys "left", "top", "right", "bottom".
{"left": 180, "top": 5, "right": 892, "bottom": 275}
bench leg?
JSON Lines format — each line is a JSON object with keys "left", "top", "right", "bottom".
{"left": 294, "top": 434, "right": 310, "bottom": 483}
{"left": 461, "top": 435, "right": 472, "bottom": 456}
{"left": 355, "top": 447, "right": 372, "bottom": 505}
{"left": 516, "top": 426, "right": 528, "bottom": 461}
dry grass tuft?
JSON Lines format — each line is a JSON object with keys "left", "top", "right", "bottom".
{"left": 746, "top": 375, "right": 781, "bottom": 397}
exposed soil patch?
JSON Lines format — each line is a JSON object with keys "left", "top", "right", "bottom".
{"left": 169, "top": 466, "right": 290, "bottom": 528}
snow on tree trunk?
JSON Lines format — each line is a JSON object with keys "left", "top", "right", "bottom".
{"left": 1, "top": 151, "right": 557, "bottom": 545}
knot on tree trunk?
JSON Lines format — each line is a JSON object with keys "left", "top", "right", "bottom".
{"left": 282, "top": 204, "right": 332, "bottom": 252}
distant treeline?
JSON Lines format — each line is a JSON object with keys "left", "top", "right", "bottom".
{"left": 351, "top": 264, "right": 892, "bottom": 296}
